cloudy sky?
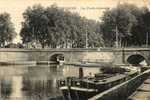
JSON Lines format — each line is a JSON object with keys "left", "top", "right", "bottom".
{"left": 0, "top": 0, "right": 146, "bottom": 42}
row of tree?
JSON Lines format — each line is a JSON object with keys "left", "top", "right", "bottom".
{"left": 101, "top": 3, "right": 150, "bottom": 47}
{"left": 20, "top": 4, "right": 104, "bottom": 48}
{"left": 1, "top": 3, "right": 150, "bottom": 48}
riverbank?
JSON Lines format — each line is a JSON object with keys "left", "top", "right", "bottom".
{"left": 0, "top": 60, "right": 113, "bottom": 67}
{"left": 64, "top": 61, "right": 113, "bottom": 67}
{"left": 0, "top": 61, "right": 57, "bottom": 66}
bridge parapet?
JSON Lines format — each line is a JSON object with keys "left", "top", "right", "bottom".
{"left": 0, "top": 47, "right": 149, "bottom": 52}
{"left": 0, "top": 48, "right": 149, "bottom": 65}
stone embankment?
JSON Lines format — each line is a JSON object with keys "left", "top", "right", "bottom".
{"left": 128, "top": 77, "right": 150, "bottom": 100}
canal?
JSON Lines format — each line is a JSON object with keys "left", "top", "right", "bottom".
{"left": 0, "top": 65, "right": 99, "bottom": 100}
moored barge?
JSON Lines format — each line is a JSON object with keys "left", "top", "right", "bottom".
{"left": 58, "top": 67, "right": 139, "bottom": 100}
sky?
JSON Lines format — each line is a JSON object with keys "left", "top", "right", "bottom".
{"left": 0, "top": 0, "right": 147, "bottom": 43}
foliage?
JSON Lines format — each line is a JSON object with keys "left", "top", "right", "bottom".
{"left": 0, "top": 13, "right": 16, "bottom": 47}
{"left": 101, "top": 3, "right": 149, "bottom": 47}
{"left": 20, "top": 4, "right": 104, "bottom": 48}
{"left": 5, "top": 43, "right": 24, "bottom": 48}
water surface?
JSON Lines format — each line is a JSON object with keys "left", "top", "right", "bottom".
{"left": 0, "top": 65, "right": 99, "bottom": 100}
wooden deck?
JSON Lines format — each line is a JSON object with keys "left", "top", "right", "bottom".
{"left": 129, "top": 78, "right": 150, "bottom": 100}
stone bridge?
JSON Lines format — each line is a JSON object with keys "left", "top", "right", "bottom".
{"left": 0, "top": 48, "right": 150, "bottom": 65}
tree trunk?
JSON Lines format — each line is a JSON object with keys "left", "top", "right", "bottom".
{"left": 42, "top": 43, "right": 45, "bottom": 48}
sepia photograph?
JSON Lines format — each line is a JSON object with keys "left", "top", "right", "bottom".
{"left": 0, "top": 0, "right": 150, "bottom": 100}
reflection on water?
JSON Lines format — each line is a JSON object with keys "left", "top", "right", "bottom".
{"left": 0, "top": 65, "right": 99, "bottom": 100}
{"left": 11, "top": 76, "right": 23, "bottom": 98}
{"left": 1, "top": 78, "right": 12, "bottom": 99}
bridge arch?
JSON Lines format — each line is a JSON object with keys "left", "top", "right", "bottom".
{"left": 49, "top": 52, "right": 65, "bottom": 64}
{"left": 126, "top": 53, "right": 148, "bottom": 66}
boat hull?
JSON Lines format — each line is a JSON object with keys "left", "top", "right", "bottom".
{"left": 61, "top": 86, "right": 98, "bottom": 100}
{"left": 58, "top": 68, "right": 139, "bottom": 100}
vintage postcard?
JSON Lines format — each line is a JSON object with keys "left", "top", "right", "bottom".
{"left": 0, "top": 0, "right": 149, "bottom": 100}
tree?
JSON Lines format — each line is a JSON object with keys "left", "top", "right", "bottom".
{"left": 135, "top": 8, "right": 150, "bottom": 46}
{"left": 126, "top": 6, "right": 148, "bottom": 46}
{"left": 0, "top": 13, "right": 16, "bottom": 47}
{"left": 20, "top": 4, "right": 49, "bottom": 48}
{"left": 83, "top": 19, "right": 104, "bottom": 48}
{"left": 20, "top": 4, "right": 104, "bottom": 48}
{"left": 101, "top": 3, "right": 140, "bottom": 47}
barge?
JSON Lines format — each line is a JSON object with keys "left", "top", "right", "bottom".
{"left": 58, "top": 67, "right": 139, "bottom": 100}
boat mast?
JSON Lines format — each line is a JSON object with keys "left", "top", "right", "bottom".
{"left": 115, "top": 0, "right": 124, "bottom": 48}
{"left": 85, "top": 23, "right": 88, "bottom": 48}
{"left": 115, "top": 25, "right": 119, "bottom": 48}
{"left": 146, "top": 32, "right": 149, "bottom": 47}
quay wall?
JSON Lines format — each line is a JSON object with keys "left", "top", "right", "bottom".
{"left": 88, "top": 69, "right": 150, "bottom": 100}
